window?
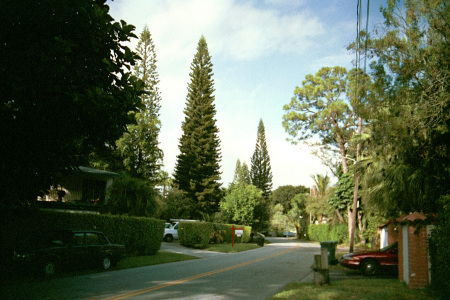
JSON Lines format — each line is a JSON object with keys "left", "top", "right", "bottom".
{"left": 73, "top": 233, "right": 85, "bottom": 246}
{"left": 86, "top": 232, "right": 108, "bottom": 245}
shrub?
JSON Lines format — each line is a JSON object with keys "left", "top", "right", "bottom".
{"left": 429, "top": 195, "right": 450, "bottom": 296}
{"left": 107, "top": 173, "right": 158, "bottom": 217}
{"left": 307, "top": 224, "right": 330, "bottom": 242}
{"left": 330, "top": 224, "right": 348, "bottom": 243}
{"left": 0, "top": 207, "right": 164, "bottom": 256}
{"left": 211, "top": 223, "right": 251, "bottom": 243}
{"left": 178, "top": 222, "right": 214, "bottom": 249}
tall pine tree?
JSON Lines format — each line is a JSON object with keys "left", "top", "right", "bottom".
{"left": 174, "top": 36, "right": 222, "bottom": 219}
{"left": 250, "top": 119, "right": 273, "bottom": 198}
{"left": 116, "top": 26, "right": 163, "bottom": 183}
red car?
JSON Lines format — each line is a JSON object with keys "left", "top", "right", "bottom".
{"left": 339, "top": 242, "right": 398, "bottom": 276}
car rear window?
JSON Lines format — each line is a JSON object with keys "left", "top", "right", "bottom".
{"left": 86, "top": 232, "right": 108, "bottom": 245}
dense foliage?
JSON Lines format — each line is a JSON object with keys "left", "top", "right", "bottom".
{"left": 0, "top": 0, "right": 143, "bottom": 203}
{"left": 307, "top": 224, "right": 348, "bottom": 243}
{"left": 250, "top": 119, "right": 273, "bottom": 199}
{"left": 115, "top": 25, "right": 163, "bottom": 183}
{"left": 107, "top": 173, "right": 158, "bottom": 217}
{"left": 174, "top": 36, "right": 222, "bottom": 219}
{"left": 178, "top": 222, "right": 214, "bottom": 249}
{"left": 0, "top": 208, "right": 164, "bottom": 256}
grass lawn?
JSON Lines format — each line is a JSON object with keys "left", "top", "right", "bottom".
{"left": 206, "top": 242, "right": 261, "bottom": 253}
{"left": 116, "top": 250, "right": 198, "bottom": 270}
{"left": 269, "top": 279, "right": 437, "bottom": 300}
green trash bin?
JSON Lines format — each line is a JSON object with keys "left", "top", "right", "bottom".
{"left": 255, "top": 233, "right": 265, "bottom": 247}
{"left": 320, "top": 241, "right": 338, "bottom": 265}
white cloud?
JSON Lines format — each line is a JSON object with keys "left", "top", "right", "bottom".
{"left": 108, "top": 0, "right": 342, "bottom": 190}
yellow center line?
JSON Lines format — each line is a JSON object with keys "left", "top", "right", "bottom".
{"left": 99, "top": 244, "right": 300, "bottom": 300}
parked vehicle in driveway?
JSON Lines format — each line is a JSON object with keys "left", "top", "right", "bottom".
{"left": 13, "top": 230, "right": 125, "bottom": 276}
{"left": 339, "top": 242, "right": 398, "bottom": 276}
{"left": 163, "top": 222, "right": 179, "bottom": 242}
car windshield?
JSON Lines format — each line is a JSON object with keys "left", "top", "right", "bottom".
{"left": 381, "top": 242, "right": 398, "bottom": 252}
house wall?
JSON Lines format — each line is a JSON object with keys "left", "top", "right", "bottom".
{"left": 387, "top": 223, "right": 399, "bottom": 245}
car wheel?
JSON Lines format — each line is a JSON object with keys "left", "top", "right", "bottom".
{"left": 361, "top": 259, "right": 379, "bottom": 276}
{"left": 43, "top": 261, "right": 56, "bottom": 277}
{"left": 101, "top": 256, "right": 112, "bottom": 270}
{"left": 164, "top": 234, "right": 173, "bottom": 242}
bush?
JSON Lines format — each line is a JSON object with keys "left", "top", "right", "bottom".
{"left": 429, "top": 195, "right": 450, "bottom": 297}
{"left": 178, "top": 222, "right": 213, "bottom": 249}
{"left": 0, "top": 207, "right": 164, "bottom": 257}
{"left": 307, "top": 224, "right": 330, "bottom": 242}
{"left": 330, "top": 224, "right": 348, "bottom": 243}
{"left": 107, "top": 173, "right": 158, "bottom": 217}
{"left": 211, "top": 223, "right": 252, "bottom": 243}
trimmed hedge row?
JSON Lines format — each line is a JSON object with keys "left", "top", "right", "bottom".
{"left": 178, "top": 222, "right": 213, "bottom": 249}
{"left": 307, "top": 224, "right": 348, "bottom": 243}
{"left": 0, "top": 207, "right": 164, "bottom": 256}
{"left": 177, "top": 222, "right": 253, "bottom": 248}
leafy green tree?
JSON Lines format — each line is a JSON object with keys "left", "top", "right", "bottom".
{"left": 107, "top": 173, "right": 158, "bottom": 217}
{"left": 116, "top": 26, "right": 163, "bottom": 183}
{"left": 283, "top": 67, "right": 371, "bottom": 251}
{"left": 359, "top": 0, "right": 449, "bottom": 277}
{"left": 173, "top": 36, "right": 222, "bottom": 219}
{"left": 361, "top": 0, "right": 450, "bottom": 213}
{"left": 221, "top": 184, "right": 264, "bottom": 227}
{"left": 250, "top": 119, "right": 273, "bottom": 199}
{"left": 158, "top": 188, "right": 193, "bottom": 220}
{"left": 0, "top": 0, "right": 144, "bottom": 203}
{"left": 306, "top": 174, "right": 334, "bottom": 224}
{"left": 270, "top": 203, "right": 289, "bottom": 234}
{"left": 272, "top": 185, "right": 309, "bottom": 214}
{"left": 287, "top": 193, "right": 309, "bottom": 238}
{"left": 283, "top": 66, "right": 361, "bottom": 175}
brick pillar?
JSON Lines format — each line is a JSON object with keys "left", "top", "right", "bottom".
{"left": 408, "top": 226, "right": 429, "bottom": 289}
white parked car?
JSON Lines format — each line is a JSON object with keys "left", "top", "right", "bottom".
{"left": 163, "top": 222, "right": 178, "bottom": 242}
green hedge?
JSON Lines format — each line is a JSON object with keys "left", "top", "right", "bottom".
{"left": 0, "top": 207, "right": 164, "bottom": 257}
{"left": 429, "top": 195, "right": 450, "bottom": 296}
{"left": 330, "top": 224, "right": 348, "bottom": 243}
{"left": 178, "top": 222, "right": 213, "bottom": 249}
{"left": 308, "top": 224, "right": 348, "bottom": 243}
{"left": 211, "top": 223, "right": 252, "bottom": 243}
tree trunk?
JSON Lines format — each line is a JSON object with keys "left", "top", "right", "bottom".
{"left": 349, "top": 116, "right": 362, "bottom": 253}
{"left": 335, "top": 209, "right": 345, "bottom": 223}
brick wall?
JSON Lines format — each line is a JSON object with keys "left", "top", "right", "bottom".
{"left": 407, "top": 226, "right": 429, "bottom": 289}
{"left": 398, "top": 224, "right": 430, "bottom": 288}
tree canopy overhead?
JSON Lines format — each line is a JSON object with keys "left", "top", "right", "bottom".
{"left": 0, "top": 0, "right": 144, "bottom": 203}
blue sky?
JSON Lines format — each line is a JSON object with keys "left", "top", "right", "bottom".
{"left": 108, "top": 0, "right": 386, "bottom": 189}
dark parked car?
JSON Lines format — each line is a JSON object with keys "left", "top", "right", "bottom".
{"left": 339, "top": 242, "right": 398, "bottom": 276}
{"left": 13, "top": 230, "right": 125, "bottom": 276}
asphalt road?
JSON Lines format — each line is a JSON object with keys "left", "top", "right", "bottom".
{"left": 1, "top": 238, "right": 320, "bottom": 300}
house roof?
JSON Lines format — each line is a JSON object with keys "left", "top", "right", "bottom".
{"left": 395, "top": 212, "right": 438, "bottom": 224}
{"left": 378, "top": 219, "right": 396, "bottom": 228}
{"left": 76, "top": 166, "right": 119, "bottom": 178}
